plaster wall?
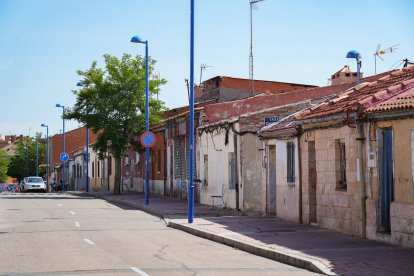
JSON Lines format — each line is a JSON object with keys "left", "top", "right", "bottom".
{"left": 199, "top": 126, "right": 237, "bottom": 209}
{"left": 365, "top": 119, "right": 414, "bottom": 247}
{"left": 241, "top": 134, "right": 265, "bottom": 213}
{"left": 275, "top": 139, "right": 300, "bottom": 222}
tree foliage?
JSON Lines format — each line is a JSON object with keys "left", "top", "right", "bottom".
{"left": 64, "top": 53, "right": 167, "bottom": 193}
{"left": 7, "top": 134, "right": 46, "bottom": 181}
{"left": 0, "top": 149, "right": 9, "bottom": 182}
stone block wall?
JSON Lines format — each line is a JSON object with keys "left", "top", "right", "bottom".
{"left": 391, "top": 202, "right": 414, "bottom": 248}
{"left": 301, "top": 126, "right": 361, "bottom": 236}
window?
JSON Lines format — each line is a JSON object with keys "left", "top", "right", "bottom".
{"left": 228, "top": 152, "right": 236, "bottom": 190}
{"left": 92, "top": 161, "right": 95, "bottom": 178}
{"left": 287, "top": 141, "right": 295, "bottom": 183}
{"left": 178, "top": 121, "right": 186, "bottom": 135}
{"left": 157, "top": 149, "right": 161, "bottom": 172}
{"left": 204, "top": 154, "right": 208, "bottom": 186}
{"left": 335, "top": 139, "right": 347, "bottom": 190}
{"left": 72, "top": 165, "right": 76, "bottom": 178}
{"left": 108, "top": 156, "right": 112, "bottom": 175}
{"left": 97, "top": 161, "right": 100, "bottom": 178}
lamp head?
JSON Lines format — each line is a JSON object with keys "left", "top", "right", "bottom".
{"left": 55, "top": 103, "right": 64, "bottom": 108}
{"left": 130, "top": 35, "right": 146, "bottom": 44}
{"left": 346, "top": 50, "right": 361, "bottom": 59}
{"left": 76, "top": 82, "right": 84, "bottom": 87}
{"left": 41, "top": 123, "right": 47, "bottom": 127}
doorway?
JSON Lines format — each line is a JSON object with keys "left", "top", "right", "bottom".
{"left": 379, "top": 129, "right": 394, "bottom": 232}
{"left": 308, "top": 141, "right": 317, "bottom": 223}
{"left": 267, "top": 145, "right": 276, "bottom": 215}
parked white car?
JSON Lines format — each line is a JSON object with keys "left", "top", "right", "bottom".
{"left": 21, "top": 177, "right": 46, "bottom": 193}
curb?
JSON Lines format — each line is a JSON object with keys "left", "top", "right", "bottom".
{"left": 167, "top": 220, "right": 337, "bottom": 276}
{"left": 93, "top": 194, "right": 165, "bottom": 218}
{"left": 88, "top": 192, "right": 336, "bottom": 275}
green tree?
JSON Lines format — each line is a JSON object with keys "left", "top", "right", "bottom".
{"left": 0, "top": 149, "right": 10, "bottom": 182}
{"left": 7, "top": 134, "right": 46, "bottom": 181}
{"left": 64, "top": 53, "right": 166, "bottom": 194}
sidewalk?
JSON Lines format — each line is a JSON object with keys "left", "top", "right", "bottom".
{"left": 83, "top": 191, "right": 414, "bottom": 276}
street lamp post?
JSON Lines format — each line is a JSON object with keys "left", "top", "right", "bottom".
{"left": 188, "top": 0, "right": 195, "bottom": 223}
{"left": 77, "top": 82, "right": 89, "bottom": 193}
{"left": 130, "top": 35, "right": 150, "bottom": 205}
{"left": 346, "top": 50, "right": 362, "bottom": 85}
{"left": 23, "top": 146, "right": 29, "bottom": 177}
{"left": 56, "top": 103, "right": 66, "bottom": 192}
{"left": 36, "top": 136, "right": 39, "bottom": 176}
{"left": 41, "top": 123, "right": 49, "bottom": 192}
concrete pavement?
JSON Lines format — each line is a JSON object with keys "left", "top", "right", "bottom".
{"left": 80, "top": 191, "right": 414, "bottom": 276}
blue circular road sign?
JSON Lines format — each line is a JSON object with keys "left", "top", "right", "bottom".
{"left": 140, "top": 131, "right": 157, "bottom": 148}
{"left": 60, "top": 152, "right": 69, "bottom": 162}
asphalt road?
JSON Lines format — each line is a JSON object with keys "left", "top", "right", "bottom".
{"left": 0, "top": 193, "right": 317, "bottom": 275}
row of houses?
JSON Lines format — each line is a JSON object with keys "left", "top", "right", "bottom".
{"left": 48, "top": 65, "right": 414, "bottom": 248}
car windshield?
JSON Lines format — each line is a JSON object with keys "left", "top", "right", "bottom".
{"left": 28, "top": 178, "right": 43, "bottom": 183}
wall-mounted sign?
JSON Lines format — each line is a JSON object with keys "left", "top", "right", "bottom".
{"left": 264, "top": 116, "right": 280, "bottom": 126}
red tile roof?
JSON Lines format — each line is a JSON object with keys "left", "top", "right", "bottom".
{"left": 297, "top": 66, "right": 414, "bottom": 120}
{"left": 363, "top": 81, "right": 414, "bottom": 114}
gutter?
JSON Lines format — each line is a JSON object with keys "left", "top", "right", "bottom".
{"left": 355, "top": 114, "right": 367, "bottom": 239}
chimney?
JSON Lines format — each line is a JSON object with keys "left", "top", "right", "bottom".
{"left": 331, "top": 65, "right": 363, "bottom": 85}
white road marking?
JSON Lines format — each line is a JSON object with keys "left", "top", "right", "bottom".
{"left": 75, "top": 221, "right": 80, "bottom": 227}
{"left": 57, "top": 204, "right": 63, "bottom": 207}
{"left": 130, "top": 267, "right": 150, "bottom": 276}
{"left": 83, "top": 239, "right": 94, "bottom": 245}
{"left": 70, "top": 211, "right": 76, "bottom": 215}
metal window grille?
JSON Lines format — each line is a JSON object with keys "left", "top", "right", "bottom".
{"left": 335, "top": 139, "right": 347, "bottom": 189}
{"left": 287, "top": 142, "right": 295, "bottom": 183}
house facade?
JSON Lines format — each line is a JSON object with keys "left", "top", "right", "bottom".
{"left": 259, "top": 66, "right": 414, "bottom": 247}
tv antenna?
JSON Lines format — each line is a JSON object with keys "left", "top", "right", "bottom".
{"left": 249, "top": 0, "right": 265, "bottom": 96}
{"left": 374, "top": 43, "right": 399, "bottom": 74}
{"left": 199, "top": 63, "right": 213, "bottom": 85}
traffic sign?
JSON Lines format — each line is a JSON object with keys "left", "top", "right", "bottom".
{"left": 60, "top": 152, "right": 69, "bottom": 162}
{"left": 140, "top": 131, "right": 157, "bottom": 148}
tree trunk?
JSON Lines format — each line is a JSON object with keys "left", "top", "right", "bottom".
{"left": 114, "top": 157, "right": 121, "bottom": 195}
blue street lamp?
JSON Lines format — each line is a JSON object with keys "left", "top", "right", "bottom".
{"left": 77, "top": 82, "right": 89, "bottom": 192}
{"left": 56, "top": 103, "right": 66, "bottom": 192}
{"left": 346, "top": 50, "right": 362, "bottom": 85}
{"left": 35, "top": 136, "right": 39, "bottom": 176}
{"left": 23, "top": 146, "right": 29, "bottom": 177}
{"left": 188, "top": 0, "right": 195, "bottom": 223}
{"left": 130, "top": 35, "right": 150, "bottom": 205}
{"left": 41, "top": 123, "right": 49, "bottom": 192}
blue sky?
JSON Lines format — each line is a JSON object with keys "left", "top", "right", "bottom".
{"left": 1, "top": 0, "right": 413, "bottom": 137}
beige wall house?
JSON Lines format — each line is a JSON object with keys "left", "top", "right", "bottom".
{"left": 259, "top": 66, "right": 414, "bottom": 248}
{"left": 360, "top": 77, "right": 414, "bottom": 247}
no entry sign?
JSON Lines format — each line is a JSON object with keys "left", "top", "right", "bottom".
{"left": 140, "top": 131, "right": 157, "bottom": 148}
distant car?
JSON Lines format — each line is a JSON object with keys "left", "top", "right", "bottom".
{"left": 21, "top": 177, "right": 46, "bottom": 193}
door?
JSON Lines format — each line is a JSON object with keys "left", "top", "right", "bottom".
{"left": 308, "top": 141, "right": 317, "bottom": 223}
{"left": 379, "top": 129, "right": 394, "bottom": 232}
{"left": 267, "top": 145, "right": 276, "bottom": 215}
